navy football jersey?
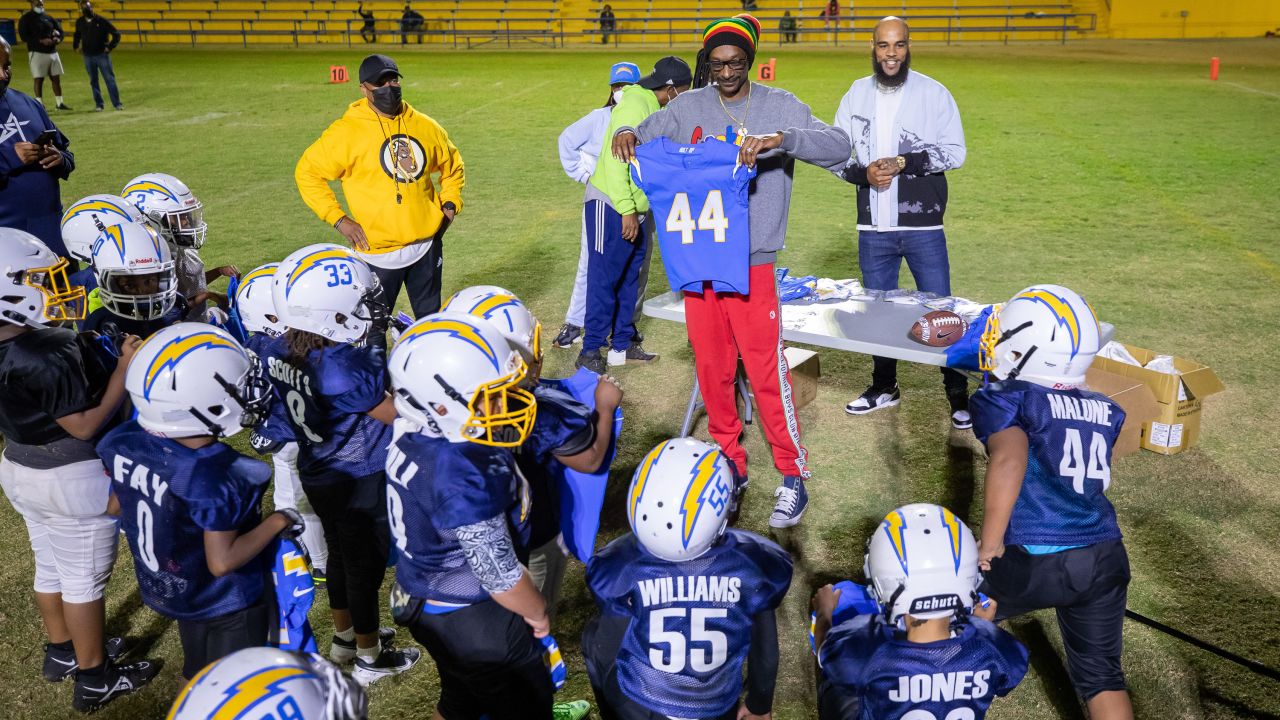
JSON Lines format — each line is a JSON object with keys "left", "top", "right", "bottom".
{"left": 260, "top": 341, "right": 390, "bottom": 483}
{"left": 971, "top": 380, "right": 1126, "bottom": 547}
{"left": 518, "top": 384, "right": 595, "bottom": 547}
{"left": 630, "top": 138, "right": 756, "bottom": 294}
{"left": 820, "top": 615, "right": 1028, "bottom": 719}
{"left": 385, "top": 427, "right": 532, "bottom": 607}
{"left": 98, "top": 421, "right": 270, "bottom": 621}
{"left": 587, "top": 529, "right": 793, "bottom": 717}
{"left": 244, "top": 333, "right": 296, "bottom": 446}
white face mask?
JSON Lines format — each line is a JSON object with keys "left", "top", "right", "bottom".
{"left": 612, "top": 89, "right": 625, "bottom": 104}
{"left": 34, "top": 5, "right": 45, "bottom": 12}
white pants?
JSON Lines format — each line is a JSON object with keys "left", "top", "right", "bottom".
{"left": 270, "top": 442, "right": 328, "bottom": 571}
{"left": 565, "top": 210, "right": 653, "bottom": 327}
{"left": 0, "top": 456, "right": 118, "bottom": 603}
{"left": 28, "top": 51, "right": 65, "bottom": 79}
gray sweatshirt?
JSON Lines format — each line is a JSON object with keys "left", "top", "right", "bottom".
{"left": 626, "top": 83, "right": 852, "bottom": 266}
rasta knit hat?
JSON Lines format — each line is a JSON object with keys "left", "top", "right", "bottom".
{"left": 702, "top": 14, "right": 759, "bottom": 62}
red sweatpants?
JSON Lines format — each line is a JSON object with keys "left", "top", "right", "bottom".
{"left": 683, "top": 262, "right": 810, "bottom": 480}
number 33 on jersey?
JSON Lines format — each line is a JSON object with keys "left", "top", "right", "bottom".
{"left": 630, "top": 138, "right": 756, "bottom": 295}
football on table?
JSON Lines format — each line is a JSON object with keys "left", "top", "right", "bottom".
{"left": 908, "top": 310, "right": 967, "bottom": 347}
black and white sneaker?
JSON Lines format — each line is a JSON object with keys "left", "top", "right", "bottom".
{"left": 553, "top": 324, "right": 583, "bottom": 348}
{"left": 845, "top": 385, "right": 901, "bottom": 415}
{"left": 330, "top": 627, "right": 397, "bottom": 665}
{"left": 352, "top": 646, "right": 421, "bottom": 687}
{"left": 769, "top": 475, "right": 809, "bottom": 529}
{"left": 44, "top": 637, "right": 127, "bottom": 682}
{"left": 72, "top": 660, "right": 159, "bottom": 713}
{"left": 607, "top": 344, "right": 658, "bottom": 366}
{"left": 951, "top": 409, "right": 973, "bottom": 430}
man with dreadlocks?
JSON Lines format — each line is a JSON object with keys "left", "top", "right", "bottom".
{"left": 612, "top": 14, "right": 850, "bottom": 529}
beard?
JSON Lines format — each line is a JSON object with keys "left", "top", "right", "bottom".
{"left": 871, "top": 49, "right": 911, "bottom": 88}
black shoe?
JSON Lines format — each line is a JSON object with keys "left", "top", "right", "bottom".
{"left": 845, "top": 385, "right": 901, "bottom": 415}
{"left": 56, "top": 102, "right": 73, "bottom": 111}
{"left": 72, "top": 660, "right": 159, "bottom": 713}
{"left": 312, "top": 567, "right": 327, "bottom": 590}
{"left": 352, "top": 646, "right": 421, "bottom": 686}
{"left": 553, "top": 323, "right": 583, "bottom": 349}
{"left": 44, "top": 637, "right": 127, "bottom": 682}
{"left": 330, "top": 627, "right": 397, "bottom": 664}
{"left": 576, "top": 350, "right": 606, "bottom": 374}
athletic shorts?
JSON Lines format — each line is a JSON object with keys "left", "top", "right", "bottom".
{"left": 176, "top": 601, "right": 269, "bottom": 680}
{"left": 28, "top": 51, "right": 64, "bottom": 78}
{"left": 981, "top": 540, "right": 1131, "bottom": 700}
{"left": 405, "top": 599, "right": 553, "bottom": 720}
{"left": 0, "top": 455, "right": 118, "bottom": 602}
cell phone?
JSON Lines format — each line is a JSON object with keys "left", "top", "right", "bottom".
{"left": 34, "top": 129, "right": 57, "bottom": 146}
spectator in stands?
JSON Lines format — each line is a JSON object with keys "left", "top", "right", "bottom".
{"left": 296, "top": 54, "right": 465, "bottom": 319}
{"left": 73, "top": 1, "right": 122, "bottom": 111}
{"left": 833, "top": 17, "right": 970, "bottom": 428}
{"left": 0, "top": 37, "right": 77, "bottom": 260}
{"left": 400, "top": 4, "right": 424, "bottom": 45}
{"left": 821, "top": 0, "right": 840, "bottom": 41}
{"left": 17, "top": 0, "right": 71, "bottom": 110}
{"left": 780, "top": 11, "right": 798, "bottom": 42}
{"left": 598, "top": 4, "right": 616, "bottom": 45}
{"left": 741, "top": 0, "right": 758, "bottom": 11}
{"left": 357, "top": 2, "right": 376, "bottom": 43}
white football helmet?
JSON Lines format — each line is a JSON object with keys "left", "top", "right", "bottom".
{"left": 442, "top": 285, "right": 542, "bottom": 364}
{"left": 388, "top": 311, "right": 536, "bottom": 447}
{"left": 60, "top": 193, "right": 147, "bottom": 263}
{"left": 127, "top": 323, "right": 272, "bottom": 439}
{"left": 167, "top": 647, "right": 366, "bottom": 720}
{"left": 272, "top": 244, "right": 387, "bottom": 344}
{"left": 0, "top": 228, "right": 86, "bottom": 327}
{"left": 979, "top": 284, "right": 1101, "bottom": 389}
{"left": 627, "top": 437, "right": 734, "bottom": 562}
{"left": 864, "top": 503, "right": 981, "bottom": 626}
{"left": 122, "top": 172, "right": 207, "bottom": 249}
{"left": 91, "top": 222, "right": 178, "bottom": 321}
{"left": 234, "top": 263, "right": 286, "bottom": 337}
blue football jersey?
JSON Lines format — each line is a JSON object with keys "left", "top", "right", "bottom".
{"left": 518, "top": 384, "right": 595, "bottom": 547}
{"left": 820, "top": 615, "right": 1028, "bottom": 719}
{"left": 971, "top": 380, "right": 1126, "bottom": 547}
{"left": 244, "top": 333, "right": 296, "bottom": 446}
{"left": 260, "top": 341, "right": 390, "bottom": 483}
{"left": 586, "top": 529, "right": 793, "bottom": 717}
{"left": 98, "top": 421, "right": 270, "bottom": 621}
{"left": 630, "top": 138, "right": 756, "bottom": 295}
{"left": 385, "top": 428, "right": 532, "bottom": 608}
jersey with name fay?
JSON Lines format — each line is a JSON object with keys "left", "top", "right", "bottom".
{"left": 97, "top": 422, "right": 271, "bottom": 621}
{"left": 820, "top": 615, "right": 1029, "bottom": 719}
{"left": 630, "top": 138, "right": 756, "bottom": 295}
{"left": 587, "top": 529, "right": 793, "bottom": 717}
{"left": 385, "top": 428, "right": 533, "bottom": 608}
{"left": 971, "top": 379, "right": 1126, "bottom": 547}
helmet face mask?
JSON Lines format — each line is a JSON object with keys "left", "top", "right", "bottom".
{"left": 0, "top": 229, "right": 87, "bottom": 327}
{"left": 626, "top": 438, "right": 733, "bottom": 562}
{"left": 155, "top": 201, "right": 206, "bottom": 249}
{"left": 122, "top": 173, "right": 208, "bottom": 250}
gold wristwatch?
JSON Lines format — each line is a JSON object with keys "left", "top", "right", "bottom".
{"left": 895, "top": 155, "right": 906, "bottom": 171}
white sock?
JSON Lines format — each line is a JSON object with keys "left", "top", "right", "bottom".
{"left": 357, "top": 644, "right": 380, "bottom": 663}
{"left": 34, "top": 97, "right": 43, "bottom": 105}
{"left": 334, "top": 627, "right": 355, "bottom": 642}
{"left": 55, "top": 95, "right": 64, "bottom": 104}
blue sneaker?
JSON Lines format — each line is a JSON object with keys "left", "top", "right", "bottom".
{"left": 769, "top": 475, "right": 808, "bottom": 528}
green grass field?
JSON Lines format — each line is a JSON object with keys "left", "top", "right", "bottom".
{"left": 2, "top": 39, "right": 1279, "bottom": 719}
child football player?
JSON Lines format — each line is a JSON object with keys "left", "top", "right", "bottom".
{"left": 97, "top": 323, "right": 304, "bottom": 681}
{"left": 80, "top": 221, "right": 184, "bottom": 341}
{"left": 812, "top": 504, "right": 1028, "bottom": 719}
{"left": 972, "top": 284, "right": 1133, "bottom": 719}
{"left": 585, "top": 437, "right": 793, "bottom": 720}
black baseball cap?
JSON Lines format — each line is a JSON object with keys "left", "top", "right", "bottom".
{"left": 359, "top": 54, "right": 401, "bottom": 84}
{"left": 637, "top": 56, "right": 692, "bottom": 90}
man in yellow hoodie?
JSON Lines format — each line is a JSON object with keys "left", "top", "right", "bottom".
{"left": 296, "top": 54, "right": 464, "bottom": 318}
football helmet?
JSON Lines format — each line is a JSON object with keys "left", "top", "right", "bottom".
{"left": 167, "top": 647, "right": 366, "bottom": 720}
{"left": 442, "top": 285, "right": 542, "bottom": 364}
{"left": 627, "top": 437, "right": 734, "bottom": 562}
{"left": 979, "top": 284, "right": 1101, "bottom": 389}
{"left": 235, "top": 263, "right": 286, "bottom": 337}
{"left": 60, "top": 194, "right": 147, "bottom": 263}
{"left": 127, "top": 323, "right": 272, "bottom": 439}
{"left": 0, "top": 228, "right": 85, "bottom": 327}
{"left": 272, "top": 244, "right": 387, "bottom": 344}
{"left": 91, "top": 222, "right": 178, "bottom": 321}
{"left": 122, "top": 172, "right": 207, "bottom": 249}
{"left": 864, "top": 503, "right": 981, "bottom": 626}
{"left": 388, "top": 311, "right": 536, "bottom": 447}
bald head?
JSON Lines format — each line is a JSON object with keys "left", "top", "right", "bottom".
{"left": 874, "top": 16, "right": 909, "bottom": 43}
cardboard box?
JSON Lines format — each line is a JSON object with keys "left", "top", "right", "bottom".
{"left": 1090, "top": 343, "right": 1225, "bottom": 455}
{"left": 1084, "top": 367, "right": 1160, "bottom": 459}
{"left": 784, "top": 347, "right": 821, "bottom": 410}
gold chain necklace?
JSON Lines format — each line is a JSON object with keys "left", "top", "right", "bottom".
{"left": 718, "top": 84, "right": 752, "bottom": 136}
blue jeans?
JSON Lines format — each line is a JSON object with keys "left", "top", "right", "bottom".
{"left": 84, "top": 53, "right": 121, "bottom": 109}
{"left": 858, "top": 228, "right": 968, "bottom": 402}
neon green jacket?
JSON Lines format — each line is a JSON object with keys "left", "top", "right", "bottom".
{"left": 589, "top": 85, "right": 658, "bottom": 215}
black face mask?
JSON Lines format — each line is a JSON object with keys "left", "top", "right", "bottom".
{"left": 370, "top": 85, "right": 402, "bottom": 116}
{"left": 0, "top": 77, "right": 8, "bottom": 98}
{"left": 82, "top": 9, "right": 93, "bottom": 17}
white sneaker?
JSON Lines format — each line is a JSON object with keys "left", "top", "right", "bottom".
{"left": 845, "top": 385, "right": 901, "bottom": 415}
{"left": 951, "top": 409, "right": 973, "bottom": 430}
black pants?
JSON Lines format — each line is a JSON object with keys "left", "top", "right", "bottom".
{"left": 176, "top": 600, "right": 269, "bottom": 679}
{"left": 370, "top": 231, "right": 445, "bottom": 319}
{"left": 981, "top": 540, "right": 1131, "bottom": 701}
{"left": 303, "top": 473, "right": 390, "bottom": 636}
{"left": 407, "top": 600, "right": 553, "bottom": 720}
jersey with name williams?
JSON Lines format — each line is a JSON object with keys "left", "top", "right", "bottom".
{"left": 260, "top": 341, "right": 390, "bottom": 483}
{"left": 971, "top": 379, "right": 1126, "bottom": 547}
{"left": 97, "top": 421, "right": 271, "bottom": 621}
{"left": 587, "top": 529, "right": 793, "bottom": 717}
{"left": 820, "top": 615, "right": 1028, "bottom": 720}
{"left": 385, "top": 427, "right": 532, "bottom": 607}
{"left": 630, "top": 138, "right": 756, "bottom": 294}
